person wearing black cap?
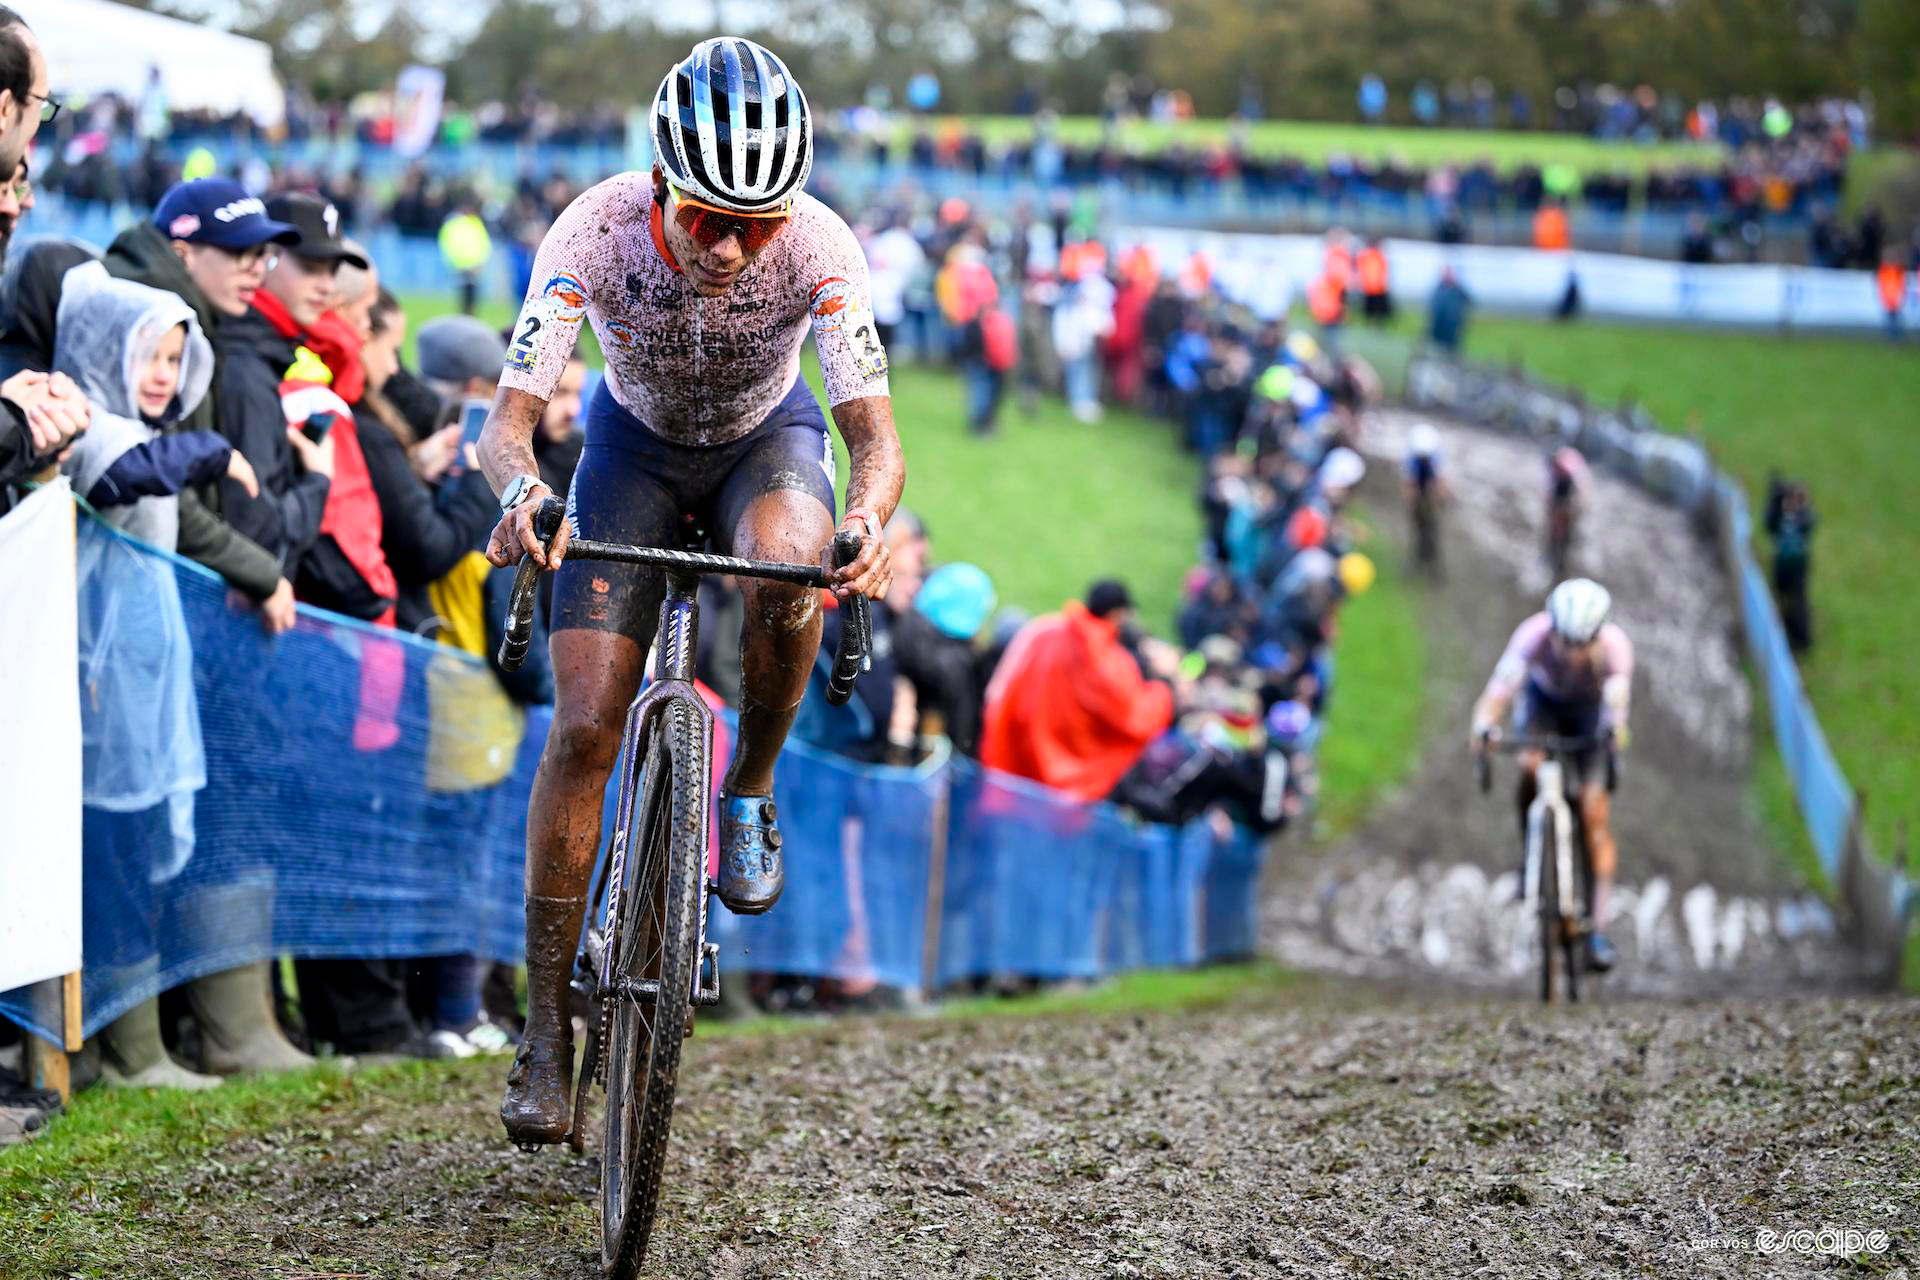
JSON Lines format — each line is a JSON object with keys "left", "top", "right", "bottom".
{"left": 214, "top": 192, "right": 369, "bottom": 575}
{"left": 105, "top": 177, "right": 304, "bottom": 631}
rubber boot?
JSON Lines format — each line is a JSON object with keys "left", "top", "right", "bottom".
{"left": 501, "top": 894, "right": 587, "bottom": 1146}
{"left": 187, "top": 963, "right": 316, "bottom": 1075}
{"left": 98, "top": 998, "right": 221, "bottom": 1091}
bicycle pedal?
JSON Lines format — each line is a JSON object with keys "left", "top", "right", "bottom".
{"left": 693, "top": 941, "right": 721, "bottom": 1007}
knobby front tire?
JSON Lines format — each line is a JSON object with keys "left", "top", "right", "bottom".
{"left": 1529, "top": 811, "right": 1556, "bottom": 1004}
{"left": 601, "top": 698, "right": 707, "bottom": 1279}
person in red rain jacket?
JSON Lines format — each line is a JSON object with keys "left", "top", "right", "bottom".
{"left": 981, "top": 580, "right": 1183, "bottom": 803}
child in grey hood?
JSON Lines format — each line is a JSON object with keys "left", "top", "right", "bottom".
{"left": 56, "top": 261, "right": 256, "bottom": 548}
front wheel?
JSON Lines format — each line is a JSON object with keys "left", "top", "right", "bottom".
{"left": 602, "top": 698, "right": 708, "bottom": 1279}
{"left": 1528, "top": 809, "right": 1556, "bottom": 1003}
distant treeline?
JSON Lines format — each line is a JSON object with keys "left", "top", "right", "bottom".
{"left": 138, "top": 0, "right": 1920, "bottom": 137}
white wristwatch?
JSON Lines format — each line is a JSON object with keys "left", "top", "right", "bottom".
{"left": 499, "top": 472, "right": 549, "bottom": 513}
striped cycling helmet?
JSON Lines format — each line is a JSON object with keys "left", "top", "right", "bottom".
{"left": 1547, "top": 578, "right": 1612, "bottom": 645}
{"left": 652, "top": 37, "right": 812, "bottom": 215}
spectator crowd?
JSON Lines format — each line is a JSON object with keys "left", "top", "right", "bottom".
{"left": 0, "top": 7, "right": 608, "bottom": 1141}
{"left": 21, "top": 74, "right": 1912, "bottom": 272}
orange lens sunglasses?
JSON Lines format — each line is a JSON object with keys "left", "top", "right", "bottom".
{"left": 667, "top": 183, "right": 792, "bottom": 254}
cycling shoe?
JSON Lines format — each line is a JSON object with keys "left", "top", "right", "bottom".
{"left": 716, "top": 792, "right": 784, "bottom": 915}
{"left": 1586, "top": 930, "right": 1618, "bottom": 973}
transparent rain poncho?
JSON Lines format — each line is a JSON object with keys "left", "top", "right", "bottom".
{"left": 55, "top": 263, "right": 217, "bottom": 876}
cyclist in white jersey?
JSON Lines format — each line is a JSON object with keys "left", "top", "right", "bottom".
{"left": 1471, "top": 579, "right": 1634, "bottom": 971}
{"left": 480, "top": 37, "right": 905, "bottom": 1146}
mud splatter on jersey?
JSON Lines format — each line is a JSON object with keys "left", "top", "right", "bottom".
{"left": 500, "top": 172, "right": 890, "bottom": 446}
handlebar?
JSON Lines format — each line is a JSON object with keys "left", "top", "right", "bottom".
{"left": 1475, "top": 728, "right": 1618, "bottom": 794}
{"left": 499, "top": 498, "right": 566, "bottom": 671}
{"left": 495, "top": 499, "right": 875, "bottom": 707}
{"left": 825, "top": 531, "right": 871, "bottom": 707}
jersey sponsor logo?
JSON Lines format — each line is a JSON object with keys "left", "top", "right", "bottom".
{"left": 603, "top": 318, "right": 637, "bottom": 349}
{"left": 808, "top": 276, "right": 853, "bottom": 327}
{"left": 543, "top": 272, "right": 591, "bottom": 319}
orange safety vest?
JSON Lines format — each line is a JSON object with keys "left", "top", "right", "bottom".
{"left": 1877, "top": 262, "right": 1909, "bottom": 313}
{"left": 1533, "top": 206, "right": 1571, "bottom": 252}
{"left": 1324, "top": 243, "right": 1355, "bottom": 291}
{"left": 1357, "top": 246, "right": 1389, "bottom": 296}
{"left": 1307, "top": 272, "right": 1346, "bottom": 325}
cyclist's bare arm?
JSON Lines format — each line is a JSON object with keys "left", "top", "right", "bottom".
{"left": 480, "top": 386, "right": 570, "bottom": 568}
{"left": 1470, "top": 650, "right": 1528, "bottom": 746}
{"left": 826, "top": 393, "right": 906, "bottom": 600}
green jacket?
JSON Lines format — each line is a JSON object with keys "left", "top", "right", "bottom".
{"left": 103, "top": 222, "right": 280, "bottom": 598}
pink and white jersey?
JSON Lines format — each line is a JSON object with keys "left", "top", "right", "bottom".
{"left": 1488, "top": 611, "right": 1634, "bottom": 709}
{"left": 499, "top": 173, "right": 890, "bottom": 447}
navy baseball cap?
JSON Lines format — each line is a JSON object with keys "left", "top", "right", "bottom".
{"left": 153, "top": 179, "right": 299, "bottom": 251}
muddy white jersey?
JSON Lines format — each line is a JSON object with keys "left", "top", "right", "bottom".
{"left": 499, "top": 172, "right": 890, "bottom": 446}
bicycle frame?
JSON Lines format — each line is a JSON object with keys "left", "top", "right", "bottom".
{"left": 595, "top": 570, "right": 721, "bottom": 1018}
{"left": 1479, "top": 731, "right": 1615, "bottom": 1002}
{"left": 1520, "top": 757, "right": 1582, "bottom": 926}
{"left": 497, "top": 499, "right": 872, "bottom": 1162}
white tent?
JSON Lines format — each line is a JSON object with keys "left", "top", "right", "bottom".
{"left": 13, "top": 0, "right": 283, "bottom": 126}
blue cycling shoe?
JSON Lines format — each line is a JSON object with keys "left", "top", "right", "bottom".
{"left": 716, "top": 792, "right": 784, "bottom": 915}
{"left": 1586, "top": 930, "right": 1617, "bottom": 973}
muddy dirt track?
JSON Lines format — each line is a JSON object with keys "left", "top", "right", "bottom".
{"left": 11, "top": 413, "right": 1914, "bottom": 1279}
{"left": 13, "top": 989, "right": 1917, "bottom": 1279}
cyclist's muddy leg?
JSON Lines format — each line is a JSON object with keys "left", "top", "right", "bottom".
{"left": 726, "top": 489, "right": 834, "bottom": 796}
{"left": 1579, "top": 783, "right": 1616, "bottom": 927}
{"left": 529, "top": 630, "right": 654, "bottom": 898}
{"left": 506, "top": 628, "right": 653, "bottom": 1142}
{"left": 528, "top": 447, "right": 677, "bottom": 900}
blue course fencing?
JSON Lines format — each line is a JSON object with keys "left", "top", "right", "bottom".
{"left": 1719, "top": 480, "right": 1857, "bottom": 878}
{"left": 0, "top": 509, "right": 1264, "bottom": 1043}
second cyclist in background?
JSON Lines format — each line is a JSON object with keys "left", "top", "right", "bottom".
{"left": 1544, "top": 445, "right": 1590, "bottom": 579}
{"left": 1402, "top": 422, "right": 1448, "bottom": 573}
{"left": 1471, "top": 579, "right": 1634, "bottom": 971}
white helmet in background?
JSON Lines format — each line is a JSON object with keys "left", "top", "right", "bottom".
{"left": 1318, "top": 446, "right": 1366, "bottom": 493}
{"left": 1407, "top": 422, "right": 1440, "bottom": 456}
{"left": 1547, "top": 578, "right": 1612, "bottom": 645}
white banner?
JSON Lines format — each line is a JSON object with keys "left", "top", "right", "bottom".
{"left": 393, "top": 65, "right": 447, "bottom": 160}
{"left": 0, "top": 480, "right": 82, "bottom": 993}
{"left": 1117, "top": 227, "right": 1897, "bottom": 331}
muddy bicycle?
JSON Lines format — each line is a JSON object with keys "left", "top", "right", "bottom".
{"left": 498, "top": 497, "right": 872, "bottom": 1277}
{"left": 1477, "top": 731, "right": 1616, "bottom": 1003}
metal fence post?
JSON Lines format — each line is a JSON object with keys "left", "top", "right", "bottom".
{"left": 919, "top": 767, "right": 951, "bottom": 998}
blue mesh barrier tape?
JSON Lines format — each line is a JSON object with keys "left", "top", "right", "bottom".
{"left": 1, "top": 509, "right": 1268, "bottom": 1042}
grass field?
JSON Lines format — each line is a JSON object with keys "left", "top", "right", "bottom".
{"left": 1313, "top": 499, "right": 1427, "bottom": 842}
{"left": 902, "top": 114, "right": 1726, "bottom": 175}
{"left": 1420, "top": 314, "right": 1919, "bottom": 870}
